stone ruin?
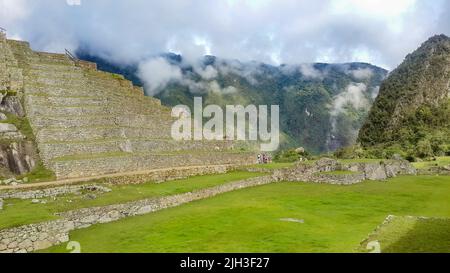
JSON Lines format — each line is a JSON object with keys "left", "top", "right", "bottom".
{"left": 275, "top": 158, "right": 417, "bottom": 185}
{"left": 0, "top": 34, "right": 256, "bottom": 180}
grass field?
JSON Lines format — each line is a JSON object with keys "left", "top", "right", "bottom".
{"left": 0, "top": 171, "right": 264, "bottom": 230}
{"left": 361, "top": 216, "right": 450, "bottom": 253}
{"left": 41, "top": 175, "right": 450, "bottom": 253}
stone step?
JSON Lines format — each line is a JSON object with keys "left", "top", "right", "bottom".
{"left": 49, "top": 151, "right": 256, "bottom": 179}
{"left": 29, "top": 114, "right": 174, "bottom": 130}
{"left": 27, "top": 76, "right": 87, "bottom": 86}
{"left": 28, "top": 53, "right": 74, "bottom": 65}
{"left": 23, "top": 84, "right": 137, "bottom": 100}
{"left": 27, "top": 105, "right": 169, "bottom": 119}
{"left": 27, "top": 104, "right": 110, "bottom": 116}
{"left": 36, "top": 126, "right": 173, "bottom": 143}
{"left": 26, "top": 94, "right": 108, "bottom": 107}
{"left": 24, "top": 81, "right": 147, "bottom": 102}
{"left": 38, "top": 138, "right": 232, "bottom": 161}
{"left": 25, "top": 93, "right": 163, "bottom": 112}
{"left": 26, "top": 69, "right": 85, "bottom": 79}
{"left": 27, "top": 63, "right": 79, "bottom": 72}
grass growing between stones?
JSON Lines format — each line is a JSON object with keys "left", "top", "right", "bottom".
{"left": 1, "top": 113, "right": 35, "bottom": 141}
{"left": 360, "top": 216, "right": 450, "bottom": 253}
{"left": 17, "top": 161, "right": 56, "bottom": 183}
{"left": 52, "top": 151, "right": 132, "bottom": 162}
{"left": 41, "top": 175, "right": 450, "bottom": 253}
{"left": 0, "top": 171, "right": 264, "bottom": 230}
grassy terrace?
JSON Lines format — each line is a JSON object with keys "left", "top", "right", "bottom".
{"left": 51, "top": 150, "right": 254, "bottom": 162}
{"left": 17, "top": 162, "right": 56, "bottom": 183}
{"left": 41, "top": 175, "right": 450, "bottom": 253}
{"left": 412, "top": 156, "right": 450, "bottom": 170}
{"left": 0, "top": 171, "right": 264, "bottom": 230}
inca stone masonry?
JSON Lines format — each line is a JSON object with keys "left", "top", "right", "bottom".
{"left": 0, "top": 32, "right": 255, "bottom": 179}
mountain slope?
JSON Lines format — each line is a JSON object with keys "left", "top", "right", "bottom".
{"left": 358, "top": 34, "right": 450, "bottom": 157}
{"left": 78, "top": 51, "right": 387, "bottom": 153}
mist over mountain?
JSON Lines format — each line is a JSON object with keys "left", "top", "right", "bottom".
{"left": 77, "top": 51, "right": 387, "bottom": 153}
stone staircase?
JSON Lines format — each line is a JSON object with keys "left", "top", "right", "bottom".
{"left": 3, "top": 39, "right": 255, "bottom": 179}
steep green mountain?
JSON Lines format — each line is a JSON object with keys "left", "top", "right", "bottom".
{"left": 78, "top": 51, "right": 387, "bottom": 153}
{"left": 358, "top": 35, "right": 450, "bottom": 158}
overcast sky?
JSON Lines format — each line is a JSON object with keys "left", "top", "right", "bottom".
{"left": 1, "top": 0, "right": 449, "bottom": 70}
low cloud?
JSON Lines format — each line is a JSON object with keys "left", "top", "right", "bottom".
{"left": 371, "top": 86, "right": 380, "bottom": 99}
{"left": 2, "top": 0, "right": 448, "bottom": 70}
{"left": 329, "top": 82, "right": 370, "bottom": 142}
{"left": 138, "top": 56, "right": 240, "bottom": 96}
{"left": 349, "top": 68, "right": 374, "bottom": 80}
{"left": 331, "top": 83, "right": 369, "bottom": 117}
{"left": 216, "top": 60, "right": 263, "bottom": 85}
{"left": 299, "top": 64, "right": 324, "bottom": 79}
{"left": 209, "top": 81, "right": 238, "bottom": 95}
{"left": 138, "top": 57, "right": 183, "bottom": 95}
{"left": 196, "top": 65, "right": 218, "bottom": 80}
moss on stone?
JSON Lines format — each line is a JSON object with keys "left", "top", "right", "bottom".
{"left": 0, "top": 113, "right": 35, "bottom": 142}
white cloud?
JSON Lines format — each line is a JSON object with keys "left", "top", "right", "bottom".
{"left": 196, "top": 65, "right": 218, "bottom": 80}
{"left": 350, "top": 68, "right": 374, "bottom": 80}
{"left": 137, "top": 57, "right": 183, "bottom": 95}
{"left": 0, "top": 0, "right": 29, "bottom": 25}
{"left": 209, "top": 81, "right": 238, "bottom": 94}
{"left": 331, "top": 83, "right": 369, "bottom": 117}
{"left": 0, "top": 0, "right": 449, "bottom": 70}
{"left": 330, "top": 82, "right": 370, "bottom": 137}
{"left": 371, "top": 86, "right": 380, "bottom": 99}
{"left": 299, "top": 64, "right": 324, "bottom": 79}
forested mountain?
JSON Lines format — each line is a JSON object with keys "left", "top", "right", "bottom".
{"left": 78, "top": 51, "right": 387, "bottom": 153}
{"left": 358, "top": 35, "right": 450, "bottom": 158}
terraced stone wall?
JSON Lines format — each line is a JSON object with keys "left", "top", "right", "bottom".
{"left": 1, "top": 37, "right": 256, "bottom": 179}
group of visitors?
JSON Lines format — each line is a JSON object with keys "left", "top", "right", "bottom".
{"left": 257, "top": 153, "right": 272, "bottom": 164}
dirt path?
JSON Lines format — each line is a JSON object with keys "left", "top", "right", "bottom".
{"left": 0, "top": 164, "right": 236, "bottom": 191}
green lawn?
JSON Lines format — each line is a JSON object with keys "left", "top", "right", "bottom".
{"left": 361, "top": 216, "right": 450, "bottom": 253}
{"left": 412, "top": 156, "right": 450, "bottom": 170}
{"left": 41, "top": 175, "right": 450, "bottom": 253}
{"left": 0, "top": 171, "right": 264, "bottom": 230}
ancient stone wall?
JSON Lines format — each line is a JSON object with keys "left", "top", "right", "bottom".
{"left": 0, "top": 184, "right": 111, "bottom": 200}
{"left": 275, "top": 158, "right": 417, "bottom": 185}
{"left": 312, "top": 172, "right": 366, "bottom": 185}
{"left": 0, "top": 36, "right": 41, "bottom": 177}
{"left": 0, "top": 37, "right": 256, "bottom": 179}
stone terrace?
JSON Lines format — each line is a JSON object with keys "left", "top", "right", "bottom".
{"left": 2, "top": 38, "right": 255, "bottom": 179}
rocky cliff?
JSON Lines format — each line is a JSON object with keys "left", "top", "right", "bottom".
{"left": 0, "top": 31, "right": 39, "bottom": 180}
{"left": 0, "top": 33, "right": 255, "bottom": 180}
